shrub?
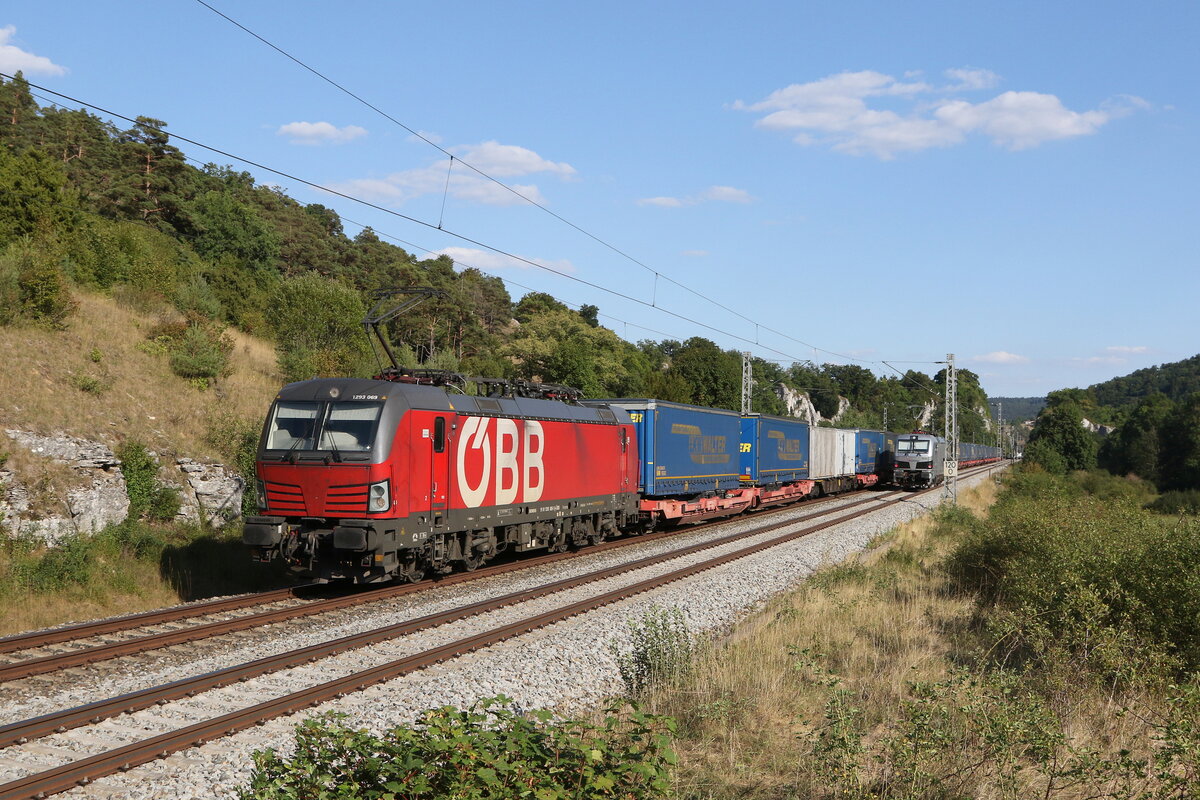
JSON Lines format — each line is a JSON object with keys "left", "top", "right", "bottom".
{"left": 948, "top": 470, "right": 1200, "bottom": 679}
{"left": 117, "top": 440, "right": 181, "bottom": 523}
{"left": 168, "top": 324, "right": 232, "bottom": 383}
{"left": 71, "top": 374, "right": 106, "bottom": 395}
{"left": 15, "top": 248, "right": 77, "bottom": 329}
{"left": 1147, "top": 489, "right": 1200, "bottom": 516}
{"left": 204, "top": 410, "right": 262, "bottom": 514}
{"left": 239, "top": 697, "right": 676, "bottom": 800}
{"left": 616, "top": 605, "right": 697, "bottom": 698}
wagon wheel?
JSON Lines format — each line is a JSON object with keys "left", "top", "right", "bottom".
{"left": 398, "top": 561, "right": 426, "bottom": 584}
{"left": 461, "top": 551, "right": 485, "bottom": 571}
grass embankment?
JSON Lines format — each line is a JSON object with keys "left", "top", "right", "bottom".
{"left": 0, "top": 290, "right": 279, "bottom": 459}
{"left": 0, "top": 521, "right": 290, "bottom": 635}
{"left": 646, "top": 470, "right": 1200, "bottom": 799}
{"left": 0, "top": 290, "right": 286, "bottom": 635}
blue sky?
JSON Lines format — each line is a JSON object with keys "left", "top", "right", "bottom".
{"left": 3, "top": 1, "right": 1197, "bottom": 398}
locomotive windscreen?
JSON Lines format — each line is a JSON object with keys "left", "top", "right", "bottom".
{"left": 897, "top": 438, "right": 931, "bottom": 453}
{"left": 265, "top": 400, "right": 384, "bottom": 455}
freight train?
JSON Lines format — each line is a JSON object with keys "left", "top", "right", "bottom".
{"left": 242, "top": 374, "right": 1001, "bottom": 584}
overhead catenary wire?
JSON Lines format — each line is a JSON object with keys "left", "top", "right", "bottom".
{"left": 189, "top": 0, "right": 873, "bottom": 366}
{"left": 11, "top": 74, "right": 821, "bottom": 365}
{"left": 17, "top": 76, "right": 947, "bottom": 400}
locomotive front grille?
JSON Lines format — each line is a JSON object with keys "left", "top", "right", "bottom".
{"left": 265, "top": 481, "right": 306, "bottom": 513}
{"left": 325, "top": 483, "right": 370, "bottom": 514}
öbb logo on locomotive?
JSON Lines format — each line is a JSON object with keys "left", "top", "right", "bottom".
{"left": 455, "top": 416, "right": 545, "bottom": 508}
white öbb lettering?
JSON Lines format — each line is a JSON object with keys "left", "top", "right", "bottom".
{"left": 456, "top": 417, "right": 545, "bottom": 508}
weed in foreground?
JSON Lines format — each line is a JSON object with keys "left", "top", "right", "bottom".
{"left": 240, "top": 696, "right": 676, "bottom": 800}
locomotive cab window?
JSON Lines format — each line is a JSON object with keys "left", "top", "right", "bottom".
{"left": 319, "top": 402, "right": 383, "bottom": 452}
{"left": 267, "top": 402, "right": 320, "bottom": 450}
{"left": 897, "top": 438, "right": 931, "bottom": 454}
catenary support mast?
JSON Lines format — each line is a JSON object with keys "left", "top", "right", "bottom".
{"left": 944, "top": 353, "right": 958, "bottom": 503}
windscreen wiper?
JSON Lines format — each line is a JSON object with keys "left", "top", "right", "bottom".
{"left": 281, "top": 419, "right": 317, "bottom": 463}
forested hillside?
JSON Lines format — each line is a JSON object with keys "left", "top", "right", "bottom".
{"left": 0, "top": 71, "right": 995, "bottom": 443}
{"left": 1089, "top": 354, "right": 1200, "bottom": 408}
{"left": 1024, "top": 356, "right": 1200, "bottom": 501}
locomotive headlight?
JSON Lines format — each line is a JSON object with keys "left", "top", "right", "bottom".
{"left": 256, "top": 480, "right": 267, "bottom": 511}
{"left": 368, "top": 480, "right": 391, "bottom": 512}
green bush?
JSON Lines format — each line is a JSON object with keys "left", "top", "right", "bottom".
{"left": 1147, "top": 489, "right": 1200, "bottom": 516}
{"left": 71, "top": 373, "right": 107, "bottom": 394}
{"left": 948, "top": 470, "right": 1200, "bottom": 679}
{"left": 239, "top": 697, "right": 676, "bottom": 800}
{"left": 204, "top": 410, "right": 262, "bottom": 514}
{"left": 117, "top": 440, "right": 181, "bottom": 523}
{"left": 167, "top": 323, "right": 232, "bottom": 383}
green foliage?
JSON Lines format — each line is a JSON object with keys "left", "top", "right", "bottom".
{"left": 0, "top": 240, "right": 78, "bottom": 329}
{"left": 117, "top": 441, "right": 181, "bottom": 523}
{"left": 239, "top": 697, "right": 676, "bottom": 800}
{"left": 790, "top": 664, "right": 1200, "bottom": 800}
{"left": 167, "top": 324, "right": 233, "bottom": 383}
{"left": 947, "top": 469, "right": 1200, "bottom": 679}
{"left": 187, "top": 189, "right": 280, "bottom": 271}
{"left": 71, "top": 373, "right": 107, "bottom": 395}
{"left": 0, "top": 147, "right": 77, "bottom": 246}
{"left": 1147, "top": 489, "right": 1200, "bottom": 516}
{"left": 270, "top": 273, "right": 373, "bottom": 382}
{"left": 503, "top": 308, "right": 641, "bottom": 397}
{"left": 1026, "top": 401, "right": 1098, "bottom": 473}
{"left": 172, "top": 275, "right": 224, "bottom": 319}
{"left": 1090, "top": 353, "right": 1200, "bottom": 408}
{"left": 615, "top": 605, "right": 697, "bottom": 698}
{"left": 205, "top": 410, "right": 264, "bottom": 515}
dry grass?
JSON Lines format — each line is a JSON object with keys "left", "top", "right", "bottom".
{"left": 649, "top": 478, "right": 1188, "bottom": 800}
{"left": 0, "top": 291, "right": 281, "bottom": 463}
{"left": 0, "top": 566, "right": 180, "bottom": 636}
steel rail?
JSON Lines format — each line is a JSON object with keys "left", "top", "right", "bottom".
{"left": 0, "top": 491, "right": 871, "bottom": 682}
{"left": 0, "top": 587, "right": 313, "bottom": 656}
{"left": 0, "top": 491, "right": 900, "bottom": 749}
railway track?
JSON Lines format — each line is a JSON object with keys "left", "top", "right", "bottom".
{"left": 0, "top": 463, "right": 1006, "bottom": 800}
{"left": 0, "top": 488, "right": 880, "bottom": 683}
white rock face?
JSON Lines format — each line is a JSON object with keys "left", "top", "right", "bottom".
{"left": 1, "top": 429, "right": 244, "bottom": 542}
{"left": 2, "top": 430, "right": 128, "bottom": 543}
{"left": 174, "top": 458, "right": 245, "bottom": 526}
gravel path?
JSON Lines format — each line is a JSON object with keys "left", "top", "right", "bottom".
{"left": 5, "top": 467, "right": 1003, "bottom": 800}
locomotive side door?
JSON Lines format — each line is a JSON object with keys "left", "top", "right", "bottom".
{"left": 428, "top": 414, "right": 450, "bottom": 527}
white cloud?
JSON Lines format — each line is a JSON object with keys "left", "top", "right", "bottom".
{"left": 0, "top": 25, "right": 66, "bottom": 76}
{"left": 943, "top": 67, "right": 1000, "bottom": 91}
{"left": 972, "top": 351, "right": 1029, "bottom": 364}
{"left": 735, "top": 69, "right": 1143, "bottom": 159}
{"left": 638, "top": 185, "right": 754, "bottom": 207}
{"left": 637, "top": 196, "right": 685, "bottom": 208}
{"left": 432, "top": 246, "right": 576, "bottom": 274}
{"left": 1105, "top": 345, "right": 1148, "bottom": 354}
{"left": 277, "top": 121, "right": 367, "bottom": 145}
{"left": 329, "top": 141, "right": 575, "bottom": 208}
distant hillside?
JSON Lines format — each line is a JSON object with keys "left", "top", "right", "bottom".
{"left": 990, "top": 397, "right": 1045, "bottom": 423}
{"left": 1089, "top": 354, "right": 1200, "bottom": 408}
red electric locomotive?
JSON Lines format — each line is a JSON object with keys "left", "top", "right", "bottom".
{"left": 243, "top": 375, "right": 639, "bottom": 583}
